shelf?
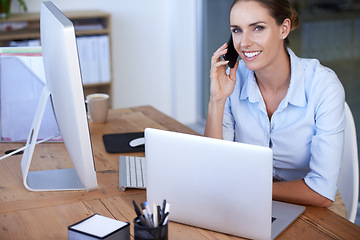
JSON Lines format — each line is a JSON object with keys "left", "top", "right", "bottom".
{"left": 0, "top": 11, "right": 113, "bottom": 106}
{"left": 0, "top": 11, "right": 110, "bottom": 40}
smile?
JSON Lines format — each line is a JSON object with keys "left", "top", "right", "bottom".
{"left": 243, "top": 51, "right": 261, "bottom": 58}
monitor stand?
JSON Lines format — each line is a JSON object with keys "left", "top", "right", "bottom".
{"left": 20, "top": 86, "right": 85, "bottom": 191}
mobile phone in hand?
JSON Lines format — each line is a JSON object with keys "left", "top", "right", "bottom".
{"left": 223, "top": 35, "right": 238, "bottom": 68}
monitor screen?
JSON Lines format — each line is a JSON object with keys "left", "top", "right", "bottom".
{"left": 20, "top": 1, "right": 98, "bottom": 191}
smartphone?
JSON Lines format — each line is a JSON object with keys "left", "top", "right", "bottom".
{"left": 223, "top": 35, "right": 238, "bottom": 68}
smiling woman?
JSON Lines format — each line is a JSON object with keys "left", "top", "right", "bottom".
{"left": 230, "top": 0, "right": 299, "bottom": 46}
{"left": 204, "top": 0, "right": 347, "bottom": 218}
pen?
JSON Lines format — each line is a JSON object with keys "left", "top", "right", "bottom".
{"left": 158, "top": 202, "right": 170, "bottom": 226}
{"left": 161, "top": 199, "right": 166, "bottom": 218}
{"left": 157, "top": 205, "right": 161, "bottom": 221}
{"left": 159, "top": 212, "right": 169, "bottom": 226}
{"left": 132, "top": 200, "right": 147, "bottom": 226}
{"left": 144, "top": 202, "right": 152, "bottom": 215}
{"left": 141, "top": 202, "right": 153, "bottom": 227}
{"left": 164, "top": 202, "right": 170, "bottom": 224}
{"left": 157, "top": 203, "right": 169, "bottom": 225}
{"left": 153, "top": 203, "right": 158, "bottom": 227}
{"left": 144, "top": 202, "right": 154, "bottom": 227}
{"left": 134, "top": 199, "right": 169, "bottom": 228}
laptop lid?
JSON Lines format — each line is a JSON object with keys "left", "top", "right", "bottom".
{"left": 145, "top": 128, "right": 273, "bottom": 240}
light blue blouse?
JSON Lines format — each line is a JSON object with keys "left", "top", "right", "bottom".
{"left": 223, "top": 48, "right": 345, "bottom": 201}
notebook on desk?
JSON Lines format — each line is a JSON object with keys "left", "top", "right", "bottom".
{"left": 144, "top": 128, "right": 305, "bottom": 240}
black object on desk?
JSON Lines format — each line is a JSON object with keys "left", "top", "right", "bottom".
{"left": 133, "top": 217, "right": 168, "bottom": 240}
{"left": 103, "top": 132, "right": 144, "bottom": 153}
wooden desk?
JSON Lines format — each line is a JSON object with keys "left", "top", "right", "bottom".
{"left": 0, "top": 105, "right": 359, "bottom": 239}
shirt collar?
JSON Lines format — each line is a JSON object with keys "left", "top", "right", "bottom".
{"left": 286, "top": 48, "right": 307, "bottom": 108}
{"left": 239, "top": 48, "right": 307, "bottom": 108}
{"left": 240, "top": 71, "right": 262, "bottom": 103}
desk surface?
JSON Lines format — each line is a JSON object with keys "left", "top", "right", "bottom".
{"left": 0, "top": 105, "right": 359, "bottom": 239}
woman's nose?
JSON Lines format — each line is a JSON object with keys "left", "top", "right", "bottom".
{"left": 240, "top": 32, "right": 253, "bottom": 48}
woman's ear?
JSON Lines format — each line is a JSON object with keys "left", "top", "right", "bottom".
{"left": 281, "top": 18, "right": 291, "bottom": 40}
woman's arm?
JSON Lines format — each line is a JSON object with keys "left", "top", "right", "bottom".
{"left": 273, "top": 65, "right": 345, "bottom": 208}
{"left": 204, "top": 99, "right": 227, "bottom": 139}
{"left": 273, "top": 180, "right": 332, "bottom": 207}
{"left": 204, "top": 43, "right": 239, "bottom": 139}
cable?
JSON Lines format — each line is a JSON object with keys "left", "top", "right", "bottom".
{"left": 0, "top": 133, "right": 61, "bottom": 161}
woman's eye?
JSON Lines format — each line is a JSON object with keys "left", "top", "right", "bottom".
{"left": 254, "top": 26, "right": 264, "bottom": 31}
{"left": 232, "top": 28, "right": 242, "bottom": 33}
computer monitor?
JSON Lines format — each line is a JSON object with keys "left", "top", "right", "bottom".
{"left": 20, "top": 1, "right": 98, "bottom": 191}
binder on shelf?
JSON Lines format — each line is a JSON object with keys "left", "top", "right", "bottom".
{"left": 76, "top": 37, "right": 91, "bottom": 85}
{"left": 98, "top": 35, "right": 111, "bottom": 83}
{"left": 76, "top": 35, "right": 111, "bottom": 84}
{"left": 88, "top": 36, "right": 100, "bottom": 84}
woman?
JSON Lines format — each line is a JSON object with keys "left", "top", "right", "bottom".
{"left": 204, "top": 0, "right": 347, "bottom": 217}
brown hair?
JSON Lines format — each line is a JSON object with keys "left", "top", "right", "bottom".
{"left": 230, "top": 0, "right": 299, "bottom": 47}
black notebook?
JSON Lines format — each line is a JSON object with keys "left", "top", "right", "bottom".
{"left": 103, "top": 132, "right": 144, "bottom": 153}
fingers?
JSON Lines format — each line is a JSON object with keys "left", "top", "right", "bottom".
{"left": 210, "top": 60, "right": 228, "bottom": 82}
{"left": 214, "top": 59, "right": 229, "bottom": 68}
{"left": 211, "top": 42, "right": 228, "bottom": 66}
{"left": 210, "top": 42, "right": 231, "bottom": 79}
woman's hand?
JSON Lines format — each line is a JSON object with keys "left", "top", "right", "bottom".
{"left": 209, "top": 42, "right": 239, "bottom": 104}
{"left": 204, "top": 43, "right": 239, "bottom": 139}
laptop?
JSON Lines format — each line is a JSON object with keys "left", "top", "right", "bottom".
{"left": 144, "top": 128, "right": 305, "bottom": 240}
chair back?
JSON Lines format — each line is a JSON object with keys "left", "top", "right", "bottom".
{"left": 338, "top": 102, "right": 359, "bottom": 222}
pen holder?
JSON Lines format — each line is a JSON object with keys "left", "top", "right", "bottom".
{"left": 133, "top": 217, "right": 168, "bottom": 240}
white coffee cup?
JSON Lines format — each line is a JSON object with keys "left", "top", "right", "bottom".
{"left": 86, "top": 93, "right": 109, "bottom": 123}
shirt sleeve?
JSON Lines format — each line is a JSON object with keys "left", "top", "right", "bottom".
{"left": 304, "top": 78, "right": 345, "bottom": 201}
{"left": 223, "top": 97, "right": 235, "bottom": 141}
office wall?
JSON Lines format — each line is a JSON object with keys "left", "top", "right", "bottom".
{"left": 12, "top": 0, "right": 199, "bottom": 125}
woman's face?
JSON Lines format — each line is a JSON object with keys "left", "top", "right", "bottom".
{"left": 230, "top": 1, "right": 286, "bottom": 72}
